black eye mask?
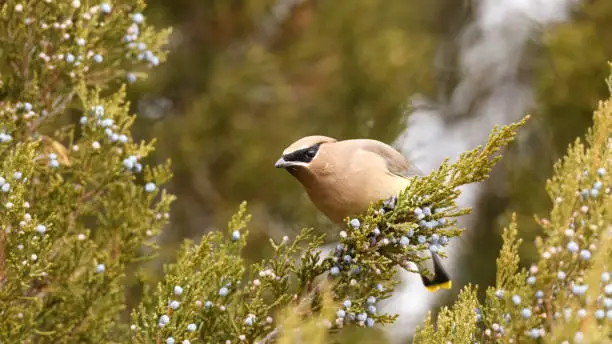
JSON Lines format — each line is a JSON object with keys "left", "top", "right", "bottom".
{"left": 283, "top": 143, "right": 322, "bottom": 164}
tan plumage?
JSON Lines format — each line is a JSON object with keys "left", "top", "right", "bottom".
{"left": 275, "top": 135, "right": 452, "bottom": 292}
{"left": 278, "top": 136, "right": 418, "bottom": 222}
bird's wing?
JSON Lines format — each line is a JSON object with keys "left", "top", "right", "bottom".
{"left": 358, "top": 139, "right": 423, "bottom": 177}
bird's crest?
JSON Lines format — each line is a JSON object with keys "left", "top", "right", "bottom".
{"left": 282, "top": 135, "right": 337, "bottom": 155}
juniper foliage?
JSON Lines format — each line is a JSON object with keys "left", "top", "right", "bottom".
{"left": 0, "top": 0, "right": 173, "bottom": 342}
{"left": 412, "top": 67, "right": 612, "bottom": 344}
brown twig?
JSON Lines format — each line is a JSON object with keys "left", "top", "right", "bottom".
{"left": 257, "top": 327, "right": 279, "bottom": 344}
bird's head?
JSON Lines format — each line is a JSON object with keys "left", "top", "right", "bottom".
{"left": 275, "top": 135, "right": 337, "bottom": 174}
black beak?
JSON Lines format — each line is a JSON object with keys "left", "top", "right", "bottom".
{"left": 275, "top": 157, "right": 288, "bottom": 168}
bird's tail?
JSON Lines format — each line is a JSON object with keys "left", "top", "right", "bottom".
{"left": 419, "top": 251, "right": 452, "bottom": 292}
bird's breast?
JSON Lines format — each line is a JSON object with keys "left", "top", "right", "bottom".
{"left": 303, "top": 170, "right": 409, "bottom": 223}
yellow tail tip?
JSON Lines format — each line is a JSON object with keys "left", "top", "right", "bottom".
{"left": 425, "top": 281, "right": 452, "bottom": 293}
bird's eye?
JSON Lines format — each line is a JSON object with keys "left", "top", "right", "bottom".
{"left": 305, "top": 148, "right": 317, "bottom": 159}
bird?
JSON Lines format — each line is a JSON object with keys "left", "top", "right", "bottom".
{"left": 275, "top": 135, "right": 451, "bottom": 292}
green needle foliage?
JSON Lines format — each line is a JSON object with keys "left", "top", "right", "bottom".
{"left": 412, "top": 67, "right": 612, "bottom": 344}
{"left": 0, "top": 0, "right": 173, "bottom": 342}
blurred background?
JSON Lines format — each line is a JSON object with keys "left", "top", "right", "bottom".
{"left": 125, "top": 0, "right": 611, "bottom": 342}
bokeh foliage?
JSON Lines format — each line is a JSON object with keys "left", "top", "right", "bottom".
{"left": 128, "top": 0, "right": 444, "bottom": 262}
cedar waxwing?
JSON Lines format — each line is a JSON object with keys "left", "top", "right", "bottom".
{"left": 275, "top": 135, "right": 451, "bottom": 292}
